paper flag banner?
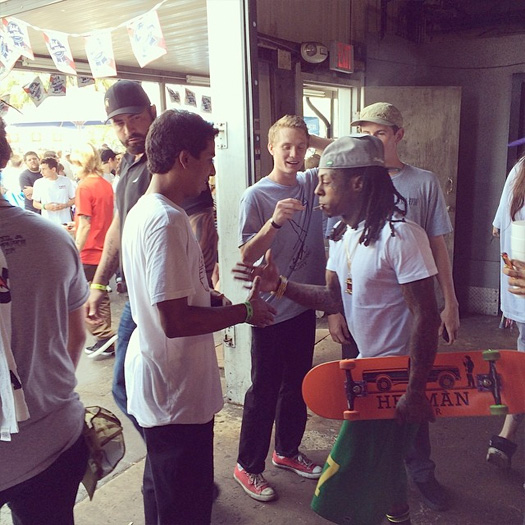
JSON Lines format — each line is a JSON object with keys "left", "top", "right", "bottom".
{"left": 3, "top": 18, "right": 34, "bottom": 60}
{"left": 201, "top": 95, "right": 212, "bottom": 113}
{"left": 77, "top": 76, "right": 95, "bottom": 87}
{"left": 127, "top": 9, "right": 167, "bottom": 68}
{"left": 23, "top": 77, "right": 47, "bottom": 107}
{"left": 0, "top": 28, "right": 20, "bottom": 74}
{"left": 42, "top": 30, "right": 76, "bottom": 75}
{"left": 167, "top": 86, "right": 180, "bottom": 104}
{"left": 49, "top": 74, "right": 67, "bottom": 96}
{"left": 185, "top": 88, "right": 196, "bottom": 107}
{"left": 85, "top": 31, "right": 117, "bottom": 78}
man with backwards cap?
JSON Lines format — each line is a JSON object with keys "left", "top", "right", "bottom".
{"left": 235, "top": 134, "right": 440, "bottom": 524}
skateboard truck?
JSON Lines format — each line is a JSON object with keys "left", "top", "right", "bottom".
{"left": 479, "top": 350, "right": 509, "bottom": 416}
{"left": 340, "top": 360, "right": 367, "bottom": 420}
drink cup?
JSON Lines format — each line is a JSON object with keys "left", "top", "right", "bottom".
{"left": 511, "top": 220, "right": 525, "bottom": 262}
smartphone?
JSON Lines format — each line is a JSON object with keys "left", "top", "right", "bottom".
{"left": 501, "top": 252, "right": 513, "bottom": 269}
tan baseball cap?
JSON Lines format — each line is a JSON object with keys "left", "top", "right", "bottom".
{"left": 319, "top": 134, "right": 385, "bottom": 170}
{"left": 351, "top": 102, "right": 403, "bottom": 128}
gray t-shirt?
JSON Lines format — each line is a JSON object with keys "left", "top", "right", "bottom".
{"left": 0, "top": 205, "right": 89, "bottom": 491}
{"left": 391, "top": 164, "right": 452, "bottom": 237}
{"left": 238, "top": 169, "right": 326, "bottom": 324}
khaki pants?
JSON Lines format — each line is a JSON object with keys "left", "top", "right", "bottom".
{"left": 83, "top": 264, "right": 115, "bottom": 341}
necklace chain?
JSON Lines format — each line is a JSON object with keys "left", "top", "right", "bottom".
{"left": 344, "top": 230, "right": 359, "bottom": 295}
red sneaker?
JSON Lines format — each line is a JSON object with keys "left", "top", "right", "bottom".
{"left": 233, "top": 464, "right": 276, "bottom": 502}
{"left": 271, "top": 451, "right": 322, "bottom": 479}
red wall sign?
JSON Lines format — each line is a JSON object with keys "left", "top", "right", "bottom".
{"left": 329, "top": 42, "right": 354, "bottom": 74}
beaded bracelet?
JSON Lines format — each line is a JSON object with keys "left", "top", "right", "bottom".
{"left": 243, "top": 301, "right": 253, "bottom": 323}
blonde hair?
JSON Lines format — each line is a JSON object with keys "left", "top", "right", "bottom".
{"left": 69, "top": 143, "right": 102, "bottom": 178}
{"left": 268, "top": 115, "right": 309, "bottom": 145}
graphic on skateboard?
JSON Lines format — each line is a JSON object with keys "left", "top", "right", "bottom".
{"left": 302, "top": 350, "right": 525, "bottom": 420}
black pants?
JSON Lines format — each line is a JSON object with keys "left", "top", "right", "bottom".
{"left": 0, "top": 434, "right": 88, "bottom": 525}
{"left": 237, "top": 309, "right": 316, "bottom": 474}
{"left": 142, "top": 419, "right": 214, "bottom": 525}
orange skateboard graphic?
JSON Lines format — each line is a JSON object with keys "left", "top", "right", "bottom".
{"left": 303, "top": 350, "right": 525, "bottom": 421}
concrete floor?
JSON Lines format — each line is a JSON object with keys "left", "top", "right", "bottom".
{"left": 2, "top": 291, "right": 524, "bottom": 524}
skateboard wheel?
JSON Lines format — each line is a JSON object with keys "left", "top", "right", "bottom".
{"left": 340, "top": 360, "right": 356, "bottom": 370}
{"left": 483, "top": 350, "right": 501, "bottom": 361}
{"left": 490, "top": 404, "right": 508, "bottom": 416}
{"left": 343, "top": 410, "right": 360, "bottom": 421}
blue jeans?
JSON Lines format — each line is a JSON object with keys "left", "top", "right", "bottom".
{"left": 112, "top": 300, "right": 142, "bottom": 435}
{"left": 0, "top": 434, "right": 88, "bottom": 525}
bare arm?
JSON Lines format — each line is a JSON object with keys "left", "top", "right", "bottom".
{"left": 395, "top": 276, "right": 440, "bottom": 422}
{"left": 67, "top": 305, "right": 87, "bottom": 368}
{"left": 428, "top": 235, "right": 459, "bottom": 344}
{"left": 308, "top": 135, "right": 333, "bottom": 153}
{"left": 75, "top": 215, "right": 91, "bottom": 252}
{"left": 240, "top": 198, "right": 305, "bottom": 264}
{"left": 325, "top": 269, "right": 352, "bottom": 344}
{"left": 157, "top": 277, "right": 275, "bottom": 337}
{"left": 85, "top": 212, "right": 120, "bottom": 323}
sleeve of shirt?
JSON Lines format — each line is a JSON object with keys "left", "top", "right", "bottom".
{"left": 387, "top": 223, "right": 438, "bottom": 285}
{"left": 493, "top": 163, "right": 519, "bottom": 230}
{"left": 238, "top": 188, "right": 264, "bottom": 248}
{"left": 145, "top": 217, "right": 194, "bottom": 305}
{"left": 75, "top": 184, "right": 92, "bottom": 217}
{"left": 31, "top": 179, "right": 41, "bottom": 202}
{"left": 424, "top": 175, "right": 453, "bottom": 237}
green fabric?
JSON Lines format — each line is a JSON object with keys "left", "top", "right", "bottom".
{"left": 311, "top": 420, "right": 418, "bottom": 525}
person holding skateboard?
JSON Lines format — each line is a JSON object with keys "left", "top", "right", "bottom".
{"left": 235, "top": 134, "right": 440, "bottom": 524}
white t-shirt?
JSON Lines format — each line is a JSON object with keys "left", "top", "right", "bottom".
{"left": 327, "top": 217, "right": 437, "bottom": 358}
{"left": 122, "top": 193, "right": 223, "bottom": 428}
{"left": 493, "top": 160, "right": 525, "bottom": 323}
{"left": 32, "top": 175, "right": 76, "bottom": 224}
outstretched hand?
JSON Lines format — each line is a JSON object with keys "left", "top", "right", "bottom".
{"left": 233, "top": 249, "right": 280, "bottom": 293}
{"left": 246, "top": 276, "right": 276, "bottom": 327}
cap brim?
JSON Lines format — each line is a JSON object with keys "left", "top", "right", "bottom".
{"left": 508, "top": 137, "right": 525, "bottom": 147}
{"left": 351, "top": 117, "right": 397, "bottom": 127}
{"left": 105, "top": 105, "right": 149, "bottom": 122}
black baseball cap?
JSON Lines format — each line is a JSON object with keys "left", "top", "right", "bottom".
{"left": 104, "top": 80, "right": 151, "bottom": 121}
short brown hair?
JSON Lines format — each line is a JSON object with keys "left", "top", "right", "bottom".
{"left": 268, "top": 115, "right": 309, "bottom": 145}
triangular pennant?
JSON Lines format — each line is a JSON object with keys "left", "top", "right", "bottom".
{"left": 42, "top": 30, "right": 76, "bottom": 75}
{"left": 127, "top": 9, "right": 167, "bottom": 68}
{"left": 3, "top": 17, "right": 34, "bottom": 60}
{"left": 49, "top": 74, "right": 67, "bottom": 96}
{"left": 185, "top": 88, "right": 196, "bottom": 107}
{"left": 0, "top": 28, "right": 20, "bottom": 75}
{"left": 85, "top": 31, "right": 117, "bottom": 78}
{"left": 23, "top": 76, "right": 48, "bottom": 107}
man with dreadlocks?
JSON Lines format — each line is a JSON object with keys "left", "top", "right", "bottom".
{"left": 234, "top": 134, "right": 440, "bottom": 525}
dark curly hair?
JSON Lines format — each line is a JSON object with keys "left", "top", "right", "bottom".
{"left": 341, "top": 165, "right": 407, "bottom": 246}
{"left": 146, "top": 110, "right": 218, "bottom": 174}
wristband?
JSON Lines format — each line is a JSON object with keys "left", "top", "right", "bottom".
{"left": 243, "top": 301, "right": 253, "bottom": 323}
{"left": 42, "top": 203, "right": 46, "bottom": 210}
{"left": 270, "top": 219, "right": 282, "bottom": 229}
{"left": 90, "top": 283, "right": 107, "bottom": 291}
{"left": 271, "top": 275, "right": 288, "bottom": 299}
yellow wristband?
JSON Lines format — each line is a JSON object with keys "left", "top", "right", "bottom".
{"left": 90, "top": 283, "right": 107, "bottom": 291}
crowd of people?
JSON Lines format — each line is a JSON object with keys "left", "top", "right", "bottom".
{"left": 0, "top": 81, "right": 523, "bottom": 525}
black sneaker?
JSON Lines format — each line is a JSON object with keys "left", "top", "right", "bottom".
{"left": 414, "top": 478, "right": 449, "bottom": 511}
{"left": 487, "top": 435, "right": 518, "bottom": 469}
{"left": 84, "top": 335, "right": 117, "bottom": 359}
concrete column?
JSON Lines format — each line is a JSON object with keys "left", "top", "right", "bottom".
{"left": 207, "top": 0, "right": 257, "bottom": 404}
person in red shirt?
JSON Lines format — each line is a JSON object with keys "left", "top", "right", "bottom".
{"left": 71, "top": 143, "right": 117, "bottom": 358}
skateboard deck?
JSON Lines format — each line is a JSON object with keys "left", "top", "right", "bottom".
{"left": 303, "top": 350, "right": 525, "bottom": 421}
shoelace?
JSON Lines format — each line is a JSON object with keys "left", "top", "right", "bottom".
{"left": 248, "top": 473, "right": 268, "bottom": 489}
{"left": 295, "top": 454, "right": 314, "bottom": 468}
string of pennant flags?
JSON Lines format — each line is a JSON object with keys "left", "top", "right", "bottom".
{"left": 0, "top": 0, "right": 212, "bottom": 114}
{"left": 0, "top": 0, "right": 167, "bottom": 79}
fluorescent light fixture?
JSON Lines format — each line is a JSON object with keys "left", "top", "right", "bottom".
{"left": 186, "top": 75, "right": 210, "bottom": 87}
{"left": 20, "top": 56, "right": 93, "bottom": 76}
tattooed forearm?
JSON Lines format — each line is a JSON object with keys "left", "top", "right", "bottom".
{"left": 284, "top": 281, "right": 342, "bottom": 314}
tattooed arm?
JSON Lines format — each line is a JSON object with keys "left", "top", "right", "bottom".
{"left": 395, "top": 276, "right": 440, "bottom": 423}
